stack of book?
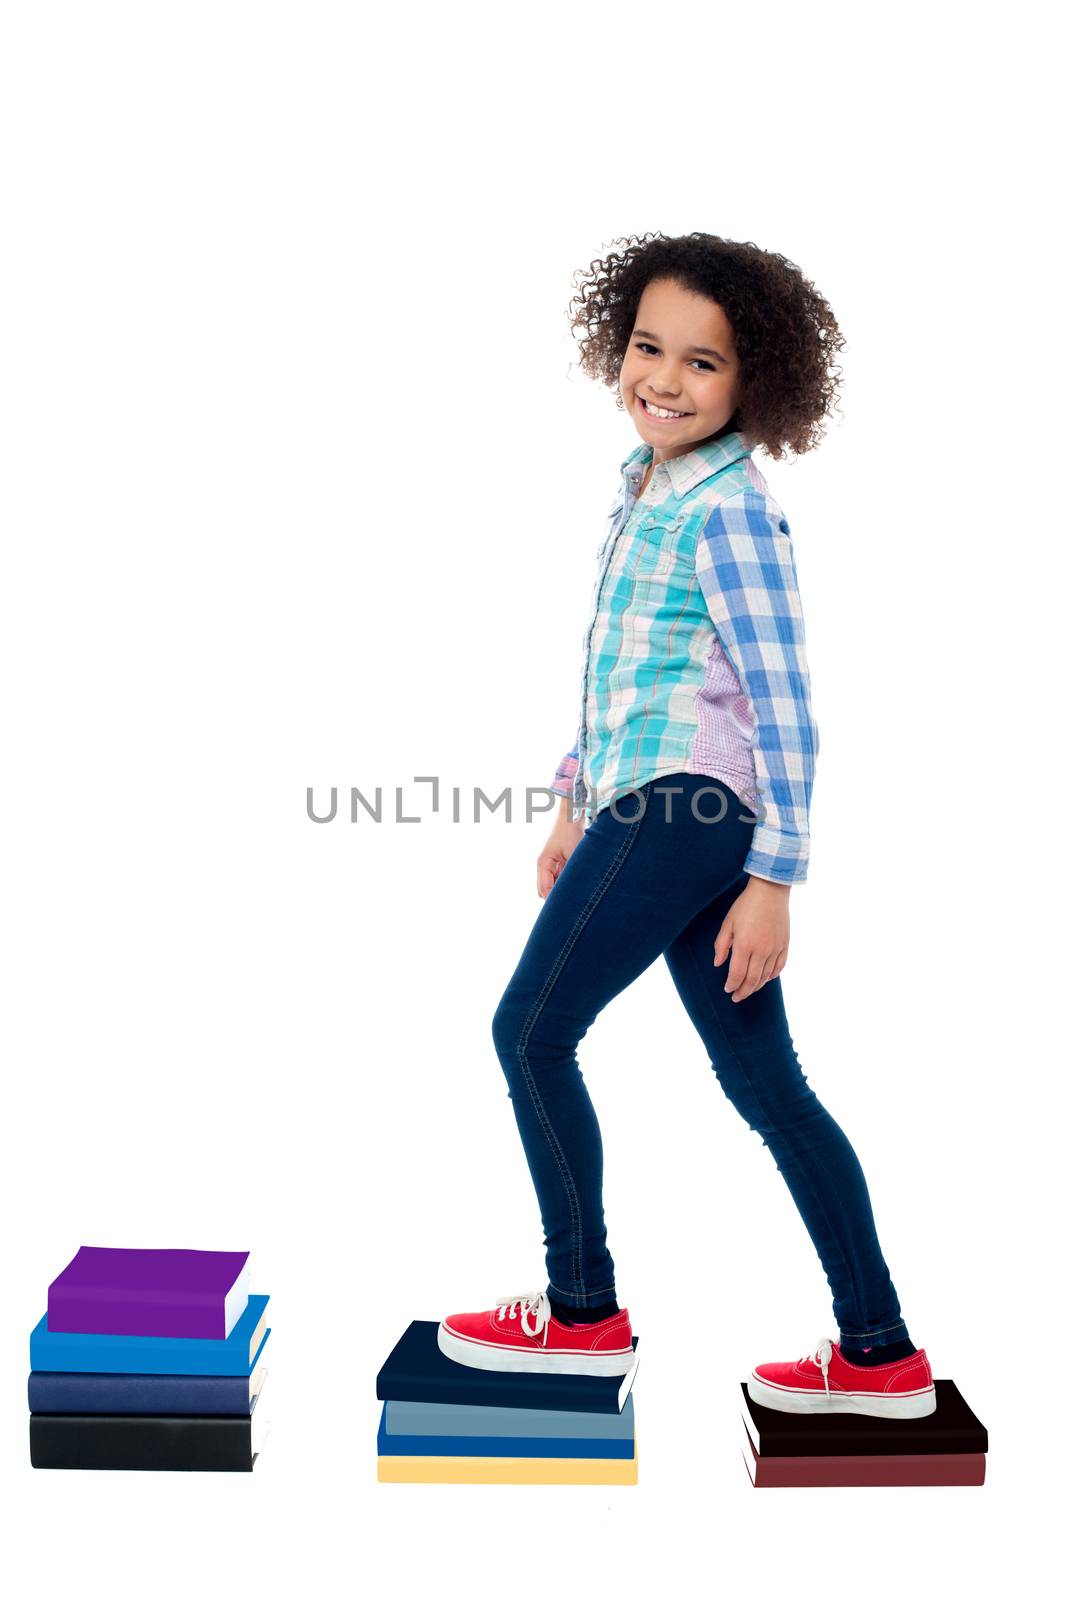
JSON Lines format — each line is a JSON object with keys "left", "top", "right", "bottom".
{"left": 739, "top": 1377, "right": 989, "bottom": 1486}
{"left": 376, "top": 1321, "right": 640, "bottom": 1484}
{"left": 28, "top": 1246, "right": 271, "bottom": 1472}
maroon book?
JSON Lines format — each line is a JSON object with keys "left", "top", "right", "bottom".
{"left": 741, "top": 1421, "right": 986, "bottom": 1487}
{"left": 47, "top": 1247, "right": 250, "bottom": 1339}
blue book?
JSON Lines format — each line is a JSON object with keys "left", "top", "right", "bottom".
{"left": 376, "top": 1404, "right": 634, "bottom": 1459}
{"left": 30, "top": 1294, "right": 270, "bottom": 1376}
{"left": 28, "top": 1344, "right": 268, "bottom": 1414}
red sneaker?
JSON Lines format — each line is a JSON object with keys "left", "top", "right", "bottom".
{"left": 748, "top": 1336, "right": 936, "bottom": 1419}
{"left": 438, "top": 1290, "right": 635, "bottom": 1376}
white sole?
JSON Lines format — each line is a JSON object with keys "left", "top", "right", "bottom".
{"left": 747, "top": 1373, "right": 937, "bottom": 1419}
{"left": 437, "top": 1321, "right": 635, "bottom": 1377}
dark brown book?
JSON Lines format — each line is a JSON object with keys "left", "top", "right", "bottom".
{"left": 740, "top": 1379, "right": 988, "bottom": 1457}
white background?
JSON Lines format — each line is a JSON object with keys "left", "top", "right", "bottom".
{"left": 2, "top": 1, "right": 1061, "bottom": 1594}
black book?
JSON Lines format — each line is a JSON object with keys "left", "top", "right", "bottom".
{"left": 378, "top": 1320, "right": 640, "bottom": 1415}
{"left": 29, "top": 1411, "right": 263, "bottom": 1471}
{"left": 739, "top": 1379, "right": 988, "bottom": 1458}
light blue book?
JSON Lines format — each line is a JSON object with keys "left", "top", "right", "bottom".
{"left": 385, "top": 1394, "right": 635, "bottom": 1439}
{"left": 30, "top": 1293, "right": 270, "bottom": 1375}
{"left": 377, "top": 1406, "right": 634, "bottom": 1460}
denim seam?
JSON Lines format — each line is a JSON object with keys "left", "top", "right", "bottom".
{"left": 548, "top": 1281, "right": 618, "bottom": 1306}
{"left": 844, "top": 1321, "right": 908, "bottom": 1342}
{"left": 515, "top": 807, "right": 646, "bottom": 1306}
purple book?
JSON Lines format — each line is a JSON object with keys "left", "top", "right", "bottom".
{"left": 47, "top": 1247, "right": 251, "bottom": 1339}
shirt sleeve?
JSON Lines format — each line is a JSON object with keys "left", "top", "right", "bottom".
{"left": 549, "top": 738, "right": 579, "bottom": 799}
{"left": 695, "top": 490, "right": 819, "bottom": 885}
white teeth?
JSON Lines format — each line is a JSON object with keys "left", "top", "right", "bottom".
{"left": 643, "top": 398, "right": 688, "bottom": 419}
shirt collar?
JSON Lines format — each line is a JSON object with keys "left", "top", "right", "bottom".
{"left": 620, "top": 428, "right": 751, "bottom": 499}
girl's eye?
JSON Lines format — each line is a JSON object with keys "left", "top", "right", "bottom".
{"left": 634, "top": 341, "right": 716, "bottom": 372}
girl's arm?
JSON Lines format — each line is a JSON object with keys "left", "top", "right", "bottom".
{"left": 539, "top": 736, "right": 584, "bottom": 898}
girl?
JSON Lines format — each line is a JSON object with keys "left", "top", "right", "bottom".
{"left": 438, "top": 232, "right": 935, "bottom": 1420}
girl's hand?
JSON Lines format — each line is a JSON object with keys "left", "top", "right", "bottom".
{"left": 714, "top": 878, "right": 790, "bottom": 1002}
{"left": 537, "top": 806, "right": 585, "bottom": 898}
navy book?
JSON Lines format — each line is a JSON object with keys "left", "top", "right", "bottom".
{"left": 376, "top": 1320, "right": 640, "bottom": 1416}
{"left": 28, "top": 1347, "right": 268, "bottom": 1415}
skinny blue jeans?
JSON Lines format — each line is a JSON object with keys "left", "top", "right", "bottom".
{"left": 491, "top": 775, "right": 910, "bottom": 1350}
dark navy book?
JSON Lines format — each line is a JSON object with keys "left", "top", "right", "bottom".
{"left": 376, "top": 1320, "right": 640, "bottom": 1416}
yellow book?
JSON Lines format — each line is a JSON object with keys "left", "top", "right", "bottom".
{"left": 378, "top": 1444, "right": 638, "bottom": 1485}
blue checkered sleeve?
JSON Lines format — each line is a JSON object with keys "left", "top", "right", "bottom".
{"left": 696, "top": 491, "right": 819, "bottom": 885}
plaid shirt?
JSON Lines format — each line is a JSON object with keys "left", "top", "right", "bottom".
{"left": 549, "top": 429, "right": 819, "bottom": 885}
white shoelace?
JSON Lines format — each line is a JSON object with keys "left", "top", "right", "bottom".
{"left": 496, "top": 1290, "right": 552, "bottom": 1345}
{"left": 806, "top": 1335, "right": 836, "bottom": 1398}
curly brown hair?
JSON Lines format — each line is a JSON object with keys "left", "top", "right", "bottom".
{"left": 567, "top": 231, "right": 845, "bottom": 460}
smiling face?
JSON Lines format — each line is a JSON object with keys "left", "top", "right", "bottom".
{"left": 618, "top": 277, "right": 742, "bottom": 463}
